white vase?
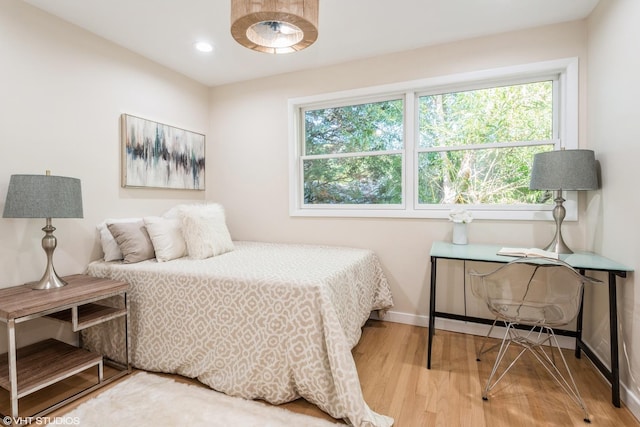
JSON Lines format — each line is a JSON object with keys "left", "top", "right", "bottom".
{"left": 452, "top": 222, "right": 468, "bottom": 245}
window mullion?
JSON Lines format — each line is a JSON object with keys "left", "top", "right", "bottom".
{"left": 417, "top": 139, "right": 560, "bottom": 153}
{"left": 301, "top": 150, "right": 403, "bottom": 161}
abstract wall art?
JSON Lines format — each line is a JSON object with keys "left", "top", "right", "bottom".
{"left": 121, "top": 114, "right": 205, "bottom": 190}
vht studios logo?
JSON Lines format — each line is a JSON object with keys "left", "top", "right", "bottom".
{"left": 2, "top": 416, "right": 80, "bottom": 425}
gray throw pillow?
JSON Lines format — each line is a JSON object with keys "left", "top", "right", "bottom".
{"left": 107, "top": 220, "right": 155, "bottom": 263}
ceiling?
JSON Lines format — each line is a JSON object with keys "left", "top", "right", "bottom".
{"left": 22, "top": 0, "right": 600, "bottom": 87}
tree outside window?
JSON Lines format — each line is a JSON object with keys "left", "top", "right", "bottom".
{"left": 303, "top": 99, "right": 403, "bottom": 205}
{"left": 417, "top": 81, "right": 554, "bottom": 206}
{"left": 290, "top": 58, "right": 577, "bottom": 219}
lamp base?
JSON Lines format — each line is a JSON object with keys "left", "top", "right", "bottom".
{"left": 545, "top": 191, "right": 573, "bottom": 255}
{"left": 28, "top": 220, "right": 68, "bottom": 290}
{"left": 29, "top": 272, "right": 68, "bottom": 290}
{"left": 543, "top": 238, "right": 573, "bottom": 255}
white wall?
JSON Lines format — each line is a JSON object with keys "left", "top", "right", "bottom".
{"left": 0, "top": 0, "right": 210, "bottom": 289}
{"left": 588, "top": 0, "right": 640, "bottom": 416}
{"left": 0, "top": 0, "right": 209, "bottom": 348}
{"left": 208, "top": 21, "right": 590, "bottom": 321}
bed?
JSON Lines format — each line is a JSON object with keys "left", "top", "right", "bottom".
{"left": 84, "top": 240, "right": 394, "bottom": 427}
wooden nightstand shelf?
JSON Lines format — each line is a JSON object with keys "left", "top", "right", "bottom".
{"left": 47, "top": 302, "right": 128, "bottom": 331}
{"left": 0, "top": 339, "right": 103, "bottom": 399}
{"left": 0, "top": 274, "right": 130, "bottom": 423}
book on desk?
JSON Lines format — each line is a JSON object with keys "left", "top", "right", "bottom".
{"left": 497, "top": 247, "right": 559, "bottom": 259}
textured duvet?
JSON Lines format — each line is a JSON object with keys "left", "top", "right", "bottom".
{"left": 84, "top": 241, "right": 394, "bottom": 427}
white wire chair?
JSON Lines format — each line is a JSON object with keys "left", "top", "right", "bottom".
{"left": 469, "top": 257, "right": 595, "bottom": 423}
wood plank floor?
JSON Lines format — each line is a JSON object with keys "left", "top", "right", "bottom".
{"left": 346, "top": 321, "right": 640, "bottom": 426}
{"left": 24, "top": 320, "right": 640, "bottom": 426}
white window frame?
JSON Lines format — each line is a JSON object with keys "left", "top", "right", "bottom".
{"left": 288, "top": 57, "right": 579, "bottom": 220}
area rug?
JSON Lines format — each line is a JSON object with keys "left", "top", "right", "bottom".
{"left": 52, "top": 372, "right": 341, "bottom": 426}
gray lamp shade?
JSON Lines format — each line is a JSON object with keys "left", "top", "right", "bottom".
{"left": 3, "top": 174, "right": 83, "bottom": 219}
{"left": 529, "top": 149, "right": 598, "bottom": 191}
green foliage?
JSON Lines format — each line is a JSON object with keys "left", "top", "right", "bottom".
{"left": 303, "top": 155, "right": 402, "bottom": 204}
{"left": 305, "top": 99, "right": 403, "bottom": 155}
{"left": 418, "top": 81, "right": 554, "bottom": 205}
{"left": 304, "top": 100, "right": 403, "bottom": 204}
{"left": 420, "top": 81, "right": 553, "bottom": 148}
{"left": 301, "top": 81, "right": 554, "bottom": 206}
{"left": 418, "top": 146, "right": 552, "bottom": 204}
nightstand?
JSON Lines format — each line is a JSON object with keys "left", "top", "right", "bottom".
{"left": 0, "top": 274, "right": 130, "bottom": 422}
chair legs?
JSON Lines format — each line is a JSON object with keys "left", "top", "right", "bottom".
{"left": 476, "top": 317, "right": 504, "bottom": 361}
{"left": 481, "top": 322, "right": 591, "bottom": 423}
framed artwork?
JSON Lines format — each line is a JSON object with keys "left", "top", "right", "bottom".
{"left": 121, "top": 114, "right": 205, "bottom": 190}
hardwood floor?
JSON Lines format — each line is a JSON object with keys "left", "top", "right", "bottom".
{"left": 18, "top": 320, "right": 640, "bottom": 426}
{"left": 347, "top": 320, "right": 639, "bottom": 426}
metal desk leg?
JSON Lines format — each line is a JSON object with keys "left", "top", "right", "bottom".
{"left": 575, "top": 269, "right": 586, "bottom": 359}
{"left": 7, "top": 319, "right": 18, "bottom": 421}
{"left": 608, "top": 271, "right": 620, "bottom": 408}
{"left": 427, "top": 256, "right": 437, "bottom": 369}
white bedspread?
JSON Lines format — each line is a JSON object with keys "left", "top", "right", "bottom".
{"left": 84, "top": 241, "right": 394, "bottom": 427}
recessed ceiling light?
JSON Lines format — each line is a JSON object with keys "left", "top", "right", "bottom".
{"left": 194, "top": 41, "right": 213, "bottom": 53}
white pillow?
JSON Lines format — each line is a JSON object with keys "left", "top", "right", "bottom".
{"left": 143, "top": 216, "right": 187, "bottom": 262}
{"left": 162, "top": 204, "right": 184, "bottom": 220}
{"left": 179, "top": 204, "right": 234, "bottom": 259}
{"left": 97, "top": 218, "right": 140, "bottom": 261}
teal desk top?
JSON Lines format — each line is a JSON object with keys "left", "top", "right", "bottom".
{"left": 430, "top": 241, "right": 633, "bottom": 274}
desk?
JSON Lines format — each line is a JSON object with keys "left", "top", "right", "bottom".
{"left": 427, "top": 241, "right": 633, "bottom": 408}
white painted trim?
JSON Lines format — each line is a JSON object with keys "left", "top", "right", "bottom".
{"left": 371, "top": 310, "right": 429, "bottom": 327}
{"left": 289, "top": 58, "right": 579, "bottom": 107}
{"left": 373, "top": 310, "right": 576, "bottom": 348}
{"left": 288, "top": 98, "right": 304, "bottom": 217}
{"left": 371, "top": 310, "right": 640, "bottom": 422}
{"left": 622, "top": 383, "right": 640, "bottom": 423}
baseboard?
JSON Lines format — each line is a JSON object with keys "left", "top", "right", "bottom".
{"left": 372, "top": 309, "right": 576, "bottom": 348}
{"left": 622, "top": 382, "right": 640, "bottom": 422}
{"left": 371, "top": 309, "right": 640, "bottom": 423}
{"left": 371, "top": 310, "right": 429, "bottom": 327}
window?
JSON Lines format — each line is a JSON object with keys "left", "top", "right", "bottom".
{"left": 303, "top": 98, "right": 404, "bottom": 206}
{"left": 417, "top": 81, "right": 554, "bottom": 206}
{"left": 289, "top": 58, "right": 578, "bottom": 220}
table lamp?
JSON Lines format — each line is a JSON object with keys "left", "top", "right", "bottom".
{"left": 3, "top": 171, "right": 83, "bottom": 289}
{"left": 529, "top": 149, "right": 598, "bottom": 254}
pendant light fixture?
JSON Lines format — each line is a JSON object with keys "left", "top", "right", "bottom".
{"left": 231, "top": 0, "right": 319, "bottom": 54}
